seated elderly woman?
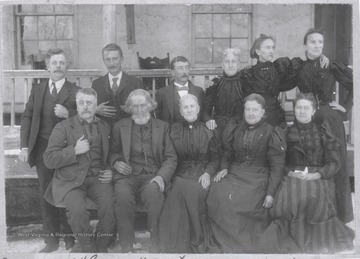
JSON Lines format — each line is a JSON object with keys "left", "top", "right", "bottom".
{"left": 206, "top": 93, "right": 286, "bottom": 253}
{"left": 203, "top": 48, "right": 245, "bottom": 134}
{"left": 258, "top": 93, "right": 354, "bottom": 253}
{"left": 159, "top": 94, "right": 221, "bottom": 253}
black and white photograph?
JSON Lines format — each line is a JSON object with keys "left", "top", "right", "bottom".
{"left": 1, "top": 0, "right": 359, "bottom": 258}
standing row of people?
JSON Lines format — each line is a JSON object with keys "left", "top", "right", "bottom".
{"left": 18, "top": 27, "right": 353, "bottom": 254}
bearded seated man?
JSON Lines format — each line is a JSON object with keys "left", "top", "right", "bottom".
{"left": 109, "top": 89, "right": 177, "bottom": 253}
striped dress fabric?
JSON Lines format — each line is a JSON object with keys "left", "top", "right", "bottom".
{"left": 261, "top": 121, "right": 354, "bottom": 253}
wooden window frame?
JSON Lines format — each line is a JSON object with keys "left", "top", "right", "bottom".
{"left": 14, "top": 5, "right": 78, "bottom": 69}
{"left": 191, "top": 4, "right": 253, "bottom": 68}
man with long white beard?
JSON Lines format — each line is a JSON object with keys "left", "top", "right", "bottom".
{"left": 109, "top": 89, "right": 177, "bottom": 253}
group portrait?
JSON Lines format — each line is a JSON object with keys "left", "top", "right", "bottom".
{"left": 1, "top": 1, "right": 358, "bottom": 257}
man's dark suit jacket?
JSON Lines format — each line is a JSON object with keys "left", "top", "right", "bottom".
{"left": 43, "top": 115, "right": 111, "bottom": 207}
{"left": 20, "top": 80, "right": 80, "bottom": 167}
{"left": 155, "top": 80, "right": 204, "bottom": 124}
{"left": 91, "top": 72, "right": 144, "bottom": 126}
{"left": 109, "top": 117, "right": 177, "bottom": 187}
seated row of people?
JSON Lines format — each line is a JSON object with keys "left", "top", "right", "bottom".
{"left": 18, "top": 27, "right": 353, "bottom": 254}
{"left": 42, "top": 87, "right": 354, "bottom": 254}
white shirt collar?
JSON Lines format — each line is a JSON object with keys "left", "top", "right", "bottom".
{"left": 49, "top": 78, "right": 65, "bottom": 92}
{"left": 174, "top": 81, "right": 189, "bottom": 88}
{"left": 108, "top": 71, "right": 123, "bottom": 85}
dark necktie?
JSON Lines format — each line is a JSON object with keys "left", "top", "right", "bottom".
{"left": 112, "top": 77, "right": 119, "bottom": 94}
{"left": 51, "top": 82, "right": 58, "bottom": 99}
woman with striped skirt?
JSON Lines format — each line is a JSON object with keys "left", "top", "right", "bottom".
{"left": 258, "top": 93, "right": 354, "bottom": 253}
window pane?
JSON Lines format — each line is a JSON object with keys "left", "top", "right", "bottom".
{"left": 231, "top": 14, "right": 249, "bottom": 37}
{"left": 213, "top": 14, "right": 230, "bottom": 38}
{"left": 38, "top": 16, "right": 55, "bottom": 40}
{"left": 213, "top": 39, "right": 230, "bottom": 63}
{"left": 56, "top": 16, "right": 73, "bottom": 39}
{"left": 195, "top": 39, "right": 212, "bottom": 64}
{"left": 193, "top": 5, "right": 213, "bottom": 12}
{"left": 194, "top": 14, "right": 212, "bottom": 38}
{"left": 36, "top": 5, "right": 54, "bottom": 13}
{"left": 231, "top": 38, "right": 249, "bottom": 63}
{"left": 21, "top": 16, "right": 38, "bottom": 40}
{"left": 57, "top": 40, "right": 73, "bottom": 67}
{"left": 38, "top": 40, "right": 56, "bottom": 54}
{"left": 55, "top": 5, "right": 74, "bottom": 13}
{"left": 22, "top": 41, "right": 38, "bottom": 65}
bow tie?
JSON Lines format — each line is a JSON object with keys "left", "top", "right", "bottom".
{"left": 177, "top": 86, "right": 189, "bottom": 91}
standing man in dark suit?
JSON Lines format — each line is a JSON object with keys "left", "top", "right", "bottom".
{"left": 110, "top": 89, "right": 177, "bottom": 253}
{"left": 92, "top": 43, "right": 144, "bottom": 127}
{"left": 155, "top": 56, "right": 204, "bottom": 124}
{"left": 18, "top": 48, "right": 80, "bottom": 252}
{"left": 43, "top": 88, "right": 115, "bottom": 253}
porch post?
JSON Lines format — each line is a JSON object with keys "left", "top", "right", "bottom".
{"left": 103, "top": 5, "right": 116, "bottom": 45}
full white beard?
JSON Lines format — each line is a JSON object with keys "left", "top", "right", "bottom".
{"left": 183, "top": 114, "right": 198, "bottom": 123}
{"left": 132, "top": 113, "right": 151, "bottom": 125}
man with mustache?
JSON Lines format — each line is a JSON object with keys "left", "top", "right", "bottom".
{"left": 19, "top": 48, "right": 79, "bottom": 252}
{"left": 43, "top": 88, "right": 115, "bottom": 253}
{"left": 155, "top": 56, "right": 204, "bottom": 124}
{"left": 110, "top": 89, "right": 177, "bottom": 253}
{"left": 92, "top": 43, "right": 144, "bottom": 127}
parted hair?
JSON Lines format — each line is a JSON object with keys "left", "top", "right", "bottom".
{"left": 102, "top": 43, "right": 123, "bottom": 58}
{"left": 295, "top": 92, "right": 317, "bottom": 110}
{"left": 244, "top": 93, "right": 266, "bottom": 109}
{"left": 179, "top": 94, "right": 199, "bottom": 108}
{"left": 45, "top": 48, "right": 67, "bottom": 68}
{"left": 250, "top": 34, "right": 275, "bottom": 59}
{"left": 303, "top": 28, "right": 324, "bottom": 45}
{"left": 122, "top": 89, "right": 157, "bottom": 113}
{"left": 170, "top": 56, "right": 190, "bottom": 70}
{"left": 76, "top": 87, "right": 97, "bottom": 100}
{"left": 223, "top": 48, "right": 241, "bottom": 63}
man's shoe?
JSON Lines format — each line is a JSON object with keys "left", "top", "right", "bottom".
{"left": 39, "top": 244, "right": 59, "bottom": 253}
{"left": 65, "top": 239, "right": 75, "bottom": 250}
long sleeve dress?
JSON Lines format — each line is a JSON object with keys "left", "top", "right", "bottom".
{"left": 257, "top": 121, "right": 355, "bottom": 253}
{"left": 206, "top": 119, "right": 286, "bottom": 253}
{"left": 159, "top": 120, "right": 221, "bottom": 253}
{"left": 202, "top": 71, "right": 245, "bottom": 135}
{"left": 288, "top": 58, "right": 353, "bottom": 223}
{"left": 240, "top": 58, "right": 295, "bottom": 127}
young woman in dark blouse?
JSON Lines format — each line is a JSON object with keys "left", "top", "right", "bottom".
{"left": 240, "top": 34, "right": 328, "bottom": 127}
{"left": 287, "top": 28, "right": 353, "bottom": 223}
{"left": 159, "top": 94, "right": 221, "bottom": 253}
{"left": 258, "top": 93, "right": 354, "bottom": 253}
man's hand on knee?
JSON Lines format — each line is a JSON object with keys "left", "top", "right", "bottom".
{"left": 114, "top": 161, "right": 132, "bottom": 175}
{"left": 150, "top": 176, "right": 165, "bottom": 192}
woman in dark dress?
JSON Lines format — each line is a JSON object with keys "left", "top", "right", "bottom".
{"left": 203, "top": 48, "right": 245, "bottom": 134}
{"left": 240, "top": 34, "right": 328, "bottom": 127}
{"left": 206, "top": 93, "right": 286, "bottom": 253}
{"left": 258, "top": 93, "right": 354, "bottom": 253}
{"left": 288, "top": 28, "right": 353, "bottom": 223}
{"left": 159, "top": 94, "right": 221, "bottom": 253}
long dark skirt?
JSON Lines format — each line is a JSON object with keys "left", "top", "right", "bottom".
{"left": 206, "top": 166, "right": 270, "bottom": 253}
{"left": 314, "top": 104, "right": 353, "bottom": 223}
{"left": 258, "top": 176, "right": 354, "bottom": 253}
{"left": 159, "top": 176, "right": 212, "bottom": 253}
